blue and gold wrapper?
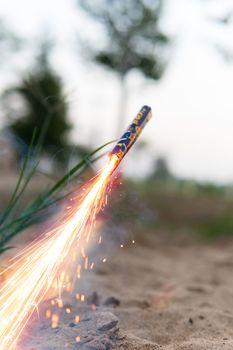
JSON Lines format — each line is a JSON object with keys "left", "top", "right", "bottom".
{"left": 109, "top": 105, "right": 152, "bottom": 163}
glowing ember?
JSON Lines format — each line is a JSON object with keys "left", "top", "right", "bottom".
{"left": 75, "top": 336, "right": 81, "bottom": 343}
{"left": 75, "top": 315, "right": 80, "bottom": 323}
{"left": 0, "top": 155, "right": 118, "bottom": 350}
{"left": 51, "top": 314, "right": 59, "bottom": 329}
{"left": 45, "top": 309, "right": 51, "bottom": 319}
{"left": 57, "top": 299, "right": 63, "bottom": 308}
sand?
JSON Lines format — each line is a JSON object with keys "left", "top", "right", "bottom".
{"left": 12, "top": 227, "right": 233, "bottom": 349}
{"left": 92, "top": 230, "right": 233, "bottom": 349}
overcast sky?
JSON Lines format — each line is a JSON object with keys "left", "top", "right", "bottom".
{"left": 0, "top": 0, "right": 233, "bottom": 183}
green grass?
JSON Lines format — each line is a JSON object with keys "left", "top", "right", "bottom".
{"left": 0, "top": 138, "right": 116, "bottom": 252}
{"left": 107, "top": 179, "right": 233, "bottom": 239}
{"left": 198, "top": 215, "right": 233, "bottom": 239}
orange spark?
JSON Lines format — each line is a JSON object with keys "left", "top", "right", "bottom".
{"left": 76, "top": 265, "right": 81, "bottom": 279}
{"left": 57, "top": 299, "right": 63, "bottom": 308}
{"left": 65, "top": 308, "right": 71, "bottom": 314}
{"left": 45, "top": 309, "right": 51, "bottom": 319}
{"left": 84, "top": 257, "right": 88, "bottom": 270}
{"left": 75, "top": 315, "right": 80, "bottom": 323}
{"left": 0, "top": 155, "right": 118, "bottom": 350}
{"left": 51, "top": 314, "right": 59, "bottom": 329}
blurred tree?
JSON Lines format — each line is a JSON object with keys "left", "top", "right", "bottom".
{"left": 204, "top": 1, "right": 233, "bottom": 62}
{"left": 0, "top": 19, "right": 22, "bottom": 64}
{"left": 150, "top": 156, "right": 172, "bottom": 181}
{"left": 210, "top": 10, "right": 233, "bottom": 26}
{"left": 77, "top": 0, "right": 170, "bottom": 134}
{"left": 2, "top": 40, "right": 72, "bottom": 163}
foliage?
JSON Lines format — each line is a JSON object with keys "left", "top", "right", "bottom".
{"left": 199, "top": 215, "right": 233, "bottom": 239}
{"left": 150, "top": 157, "right": 172, "bottom": 181}
{"left": 2, "top": 41, "right": 71, "bottom": 162}
{"left": 0, "top": 19, "right": 22, "bottom": 64}
{"left": 78, "top": 0, "right": 169, "bottom": 79}
{"left": 0, "top": 138, "right": 116, "bottom": 252}
{"left": 109, "top": 178, "right": 233, "bottom": 240}
{"left": 77, "top": 0, "right": 170, "bottom": 132}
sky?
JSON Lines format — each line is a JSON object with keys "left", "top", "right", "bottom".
{"left": 0, "top": 0, "right": 233, "bottom": 183}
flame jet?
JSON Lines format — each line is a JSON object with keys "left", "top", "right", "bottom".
{"left": 109, "top": 105, "right": 152, "bottom": 171}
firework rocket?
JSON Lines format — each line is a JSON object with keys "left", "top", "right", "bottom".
{"left": 0, "top": 105, "right": 152, "bottom": 350}
{"left": 109, "top": 105, "right": 152, "bottom": 169}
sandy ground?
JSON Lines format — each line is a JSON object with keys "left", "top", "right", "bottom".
{"left": 12, "top": 228, "right": 233, "bottom": 350}
{"left": 1, "top": 172, "right": 233, "bottom": 349}
{"left": 92, "top": 231, "right": 233, "bottom": 350}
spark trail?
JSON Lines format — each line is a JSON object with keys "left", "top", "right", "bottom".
{"left": 0, "top": 105, "right": 152, "bottom": 350}
{"left": 0, "top": 156, "right": 118, "bottom": 350}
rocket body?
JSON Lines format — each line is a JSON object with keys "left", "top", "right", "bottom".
{"left": 109, "top": 105, "right": 152, "bottom": 166}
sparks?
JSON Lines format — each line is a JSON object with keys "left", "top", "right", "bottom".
{"left": 0, "top": 155, "right": 118, "bottom": 350}
{"left": 0, "top": 105, "right": 152, "bottom": 350}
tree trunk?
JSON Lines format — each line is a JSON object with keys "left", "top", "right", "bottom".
{"left": 117, "top": 74, "right": 127, "bottom": 136}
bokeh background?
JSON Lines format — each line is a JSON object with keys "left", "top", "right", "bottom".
{"left": 0, "top": 0, "right": 233, "bottom": 180}
{"left": 0, "top": 0, "right": 233, "bottom": 248}
{"left": 1, "top": 2, "right": 233, "bottom": 349}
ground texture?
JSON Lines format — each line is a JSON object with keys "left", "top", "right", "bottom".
{"left": 16, "top": 229, "right": 233, "bottom": 350}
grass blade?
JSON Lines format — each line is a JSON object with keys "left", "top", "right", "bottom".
{"left": 0, "top": 130, "right": 37, "bottom": 226}
{"left": 0, "top": 139, "right": 116, "bottom": 248}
